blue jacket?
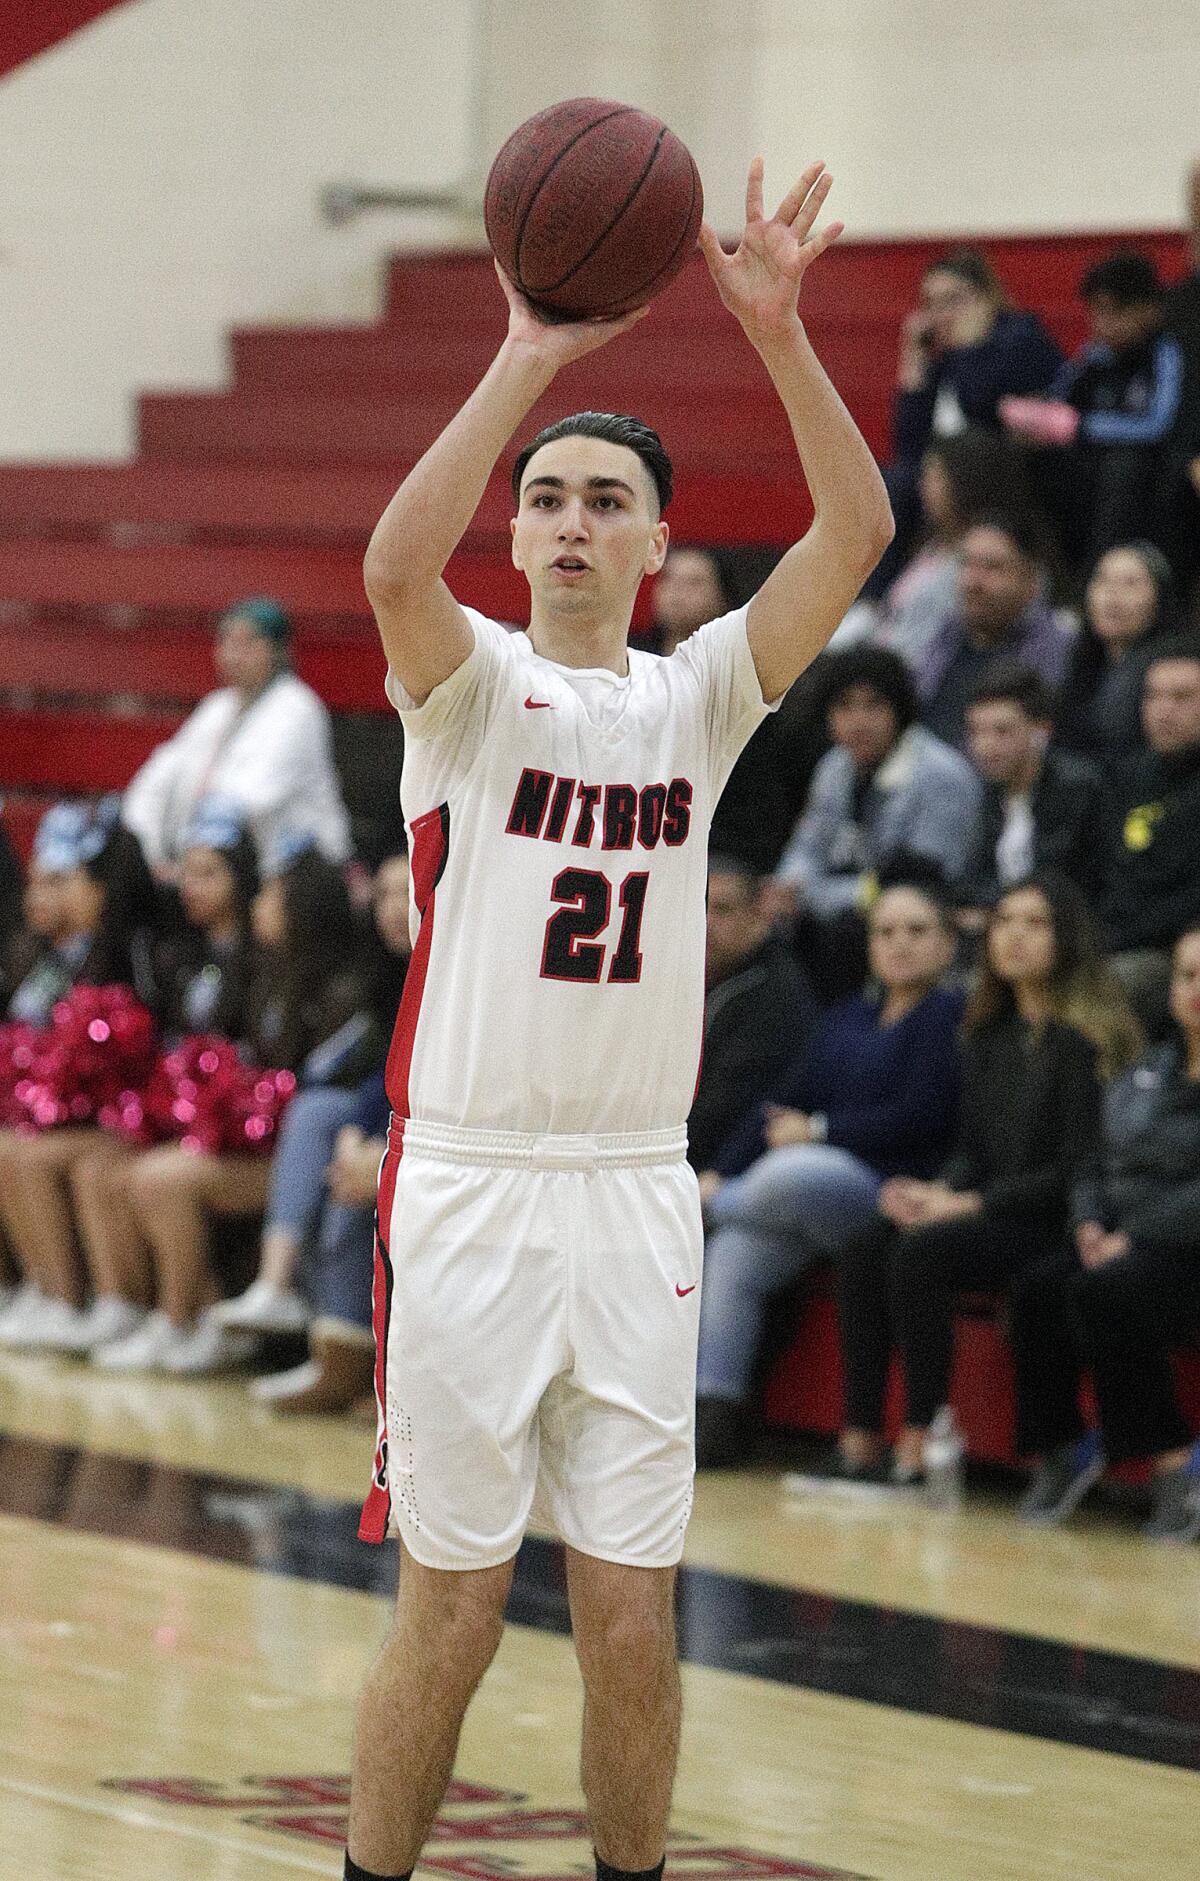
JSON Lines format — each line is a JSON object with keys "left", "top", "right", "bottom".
{"left": 715, "top": 983, "right": 965, "bottom": 1179}
{"left": 1050, "top": 332, "right": 1185, "bottom": 446}
{"left": 776, "top": 725, "right": 982, "bottom": 915}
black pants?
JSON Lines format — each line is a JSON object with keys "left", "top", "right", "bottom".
{"left": 837, "top": 1213, "right": 1046, "bottom": 1431}
{"left": 1010, "top": 1242, "right": 1200, "bottom": 1464}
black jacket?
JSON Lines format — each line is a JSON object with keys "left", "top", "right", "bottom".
{"left": 942, "top": 1013, "right": 1102, "bottom": 1231}
{"left": 958, "top": 748, "right": 1103, "bottom": 907}
{"left": 893, "top": 309, "right": 1063, "bottom": 466}
{"left": 1073, "top": 1043, "right": 1200, "bottom": 1247}
{"left": 1097, "top": 741, "right": 1200, "bottom": 952}
{"left": 688, "top": 936, "right": 814, "bottom": 1170}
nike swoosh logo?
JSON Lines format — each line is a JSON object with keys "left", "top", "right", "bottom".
{"left": 675, "top": 1284, "right": 697, "bottom": 1298}
{"left": 524, "top": 696, "right": 553, "bottom": 710}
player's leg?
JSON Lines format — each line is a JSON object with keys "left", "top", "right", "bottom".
{"left": 347, "top": 1545, "right": 515, "bottom": 1877}
{"left": 565, "top": 1549, "right": 680, "bottom": 1875}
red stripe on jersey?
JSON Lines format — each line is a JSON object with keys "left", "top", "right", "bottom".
{"left": 359, "top": 1131, "right": 403, "bottom": 1544}
{"left": 384, "top": 802, "right": 450, "bottom": 1120}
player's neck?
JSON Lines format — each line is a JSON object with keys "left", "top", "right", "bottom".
{"left": 526, "top": 608, "right": 632, "bottom": 678}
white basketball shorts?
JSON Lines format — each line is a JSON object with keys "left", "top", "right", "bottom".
{"left": 358, "top": 1116, "right": 703, "bottom": 1571}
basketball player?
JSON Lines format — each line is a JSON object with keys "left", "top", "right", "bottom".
{"left": 345, "top": 159, "right": 893, "bottom": 1881}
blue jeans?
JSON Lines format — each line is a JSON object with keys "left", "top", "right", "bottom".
{"left": 304, "top": 1196, "right": 375, "bottom": 1332}
{"left": 696, "top": 1144, "right": 882, "bottom": 1404}
{"left": 264, "top": 1085, "right": 360, "bottom": 1238}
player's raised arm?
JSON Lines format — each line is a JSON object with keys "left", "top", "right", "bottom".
{"left": 362, "top": 271, "right": 648, "bottom": 706}
{"left": 699, "top": 160, "right": 894, "bottom": 703}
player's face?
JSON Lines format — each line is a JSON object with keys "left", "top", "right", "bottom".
{"left": 511, "top": 437, "right": 668, "bottom": 618}
{"left": 1141, "top": 658, "right": 1200, "bottom": 756}
{"left": 827, "top": 684, "right": 899, "bottom": 773}
{"left": 966, "top": 700, "right": 1043, "bottom": 787}
{"left": 1169, "top": 930, "right": 1200, "bottom": 1037}
{"left": 986, "top": 886, "right": 1056, "bottom": 987}
{"left": 1086, "top": 548, "right": 1159, "bottom": 647}
{"left": 373, "top": 855, "right": 413, "bottom": 959}
{"left": 868, "top": 888, "right": 954, "bottom": 993}
{"left": 957, "top": 527, "right": 1038, "bottom": 635}
{"left": 179, "top": 845, "right": 237, "bottom": 934}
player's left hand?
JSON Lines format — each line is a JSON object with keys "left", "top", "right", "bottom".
{"left": 698, "top": 159, "right": 843, "bottom": 350}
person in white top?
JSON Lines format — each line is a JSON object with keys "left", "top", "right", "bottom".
{"left": 121, "top": 596, "right": 351, "bottom": 874}
{"left": 345, "top": 161, "right": 893, "bottom": 1881}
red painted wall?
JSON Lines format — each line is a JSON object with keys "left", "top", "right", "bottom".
{"left": 0, "top": 1, "right": 134, "bottom": 80}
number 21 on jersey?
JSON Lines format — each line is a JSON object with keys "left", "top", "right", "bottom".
{"left": 540, "top": 869, "right": 649, "bottom": 985}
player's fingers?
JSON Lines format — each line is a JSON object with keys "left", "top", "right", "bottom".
{"left": 791, "top": 172, "right": 833, "bottom": 237}
{"left": 803, "top": 219, "right": 845, "bottom": 260}
{"left": 697, "top": 221, "right": 728, "bottom": 269}
{"left": 745, "top": 155, "right": 765, "bottom": 224}
{"left": 775, "top": 161, "right": 826, "bottom": 227}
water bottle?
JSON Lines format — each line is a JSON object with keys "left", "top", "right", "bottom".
{"left": 924, "top": 1405, "right": 965, "bottom": 1510}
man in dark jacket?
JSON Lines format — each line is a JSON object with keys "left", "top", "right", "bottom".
{"left": 958, "top": 664, "right": 1102, "bottom": 917}
{"left": 688, "top": 856, "right": 814, "bottom": 1171}
{"left": 1097, "top": 638, "right": 1200, "bottom": 1029}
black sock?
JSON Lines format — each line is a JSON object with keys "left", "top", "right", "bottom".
{"left": 343, "top": 1855, "right": 412, "bottom": 1881}
{"left": 595, "top": 1856, "right": 665, "bottom": 1881}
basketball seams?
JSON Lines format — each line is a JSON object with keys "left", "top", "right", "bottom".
{"left": 510, "top": 105, "right": 634, "bottom": 286}
{"left": 582, "top": 153, "right": 701, "bottom": 317}
{"left": 528, "top": 125, "right": 668, "bottom": 298}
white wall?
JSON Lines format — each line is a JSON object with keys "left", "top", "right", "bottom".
{"left": 1, "top": 0, "right": 1196, "bottom": 458}
{"left": 0, "top": 0, "right": 481, "bottom": 457}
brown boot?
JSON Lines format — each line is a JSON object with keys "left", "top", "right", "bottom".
{"left": 270, "top": 1323, "right": 375, "bottom": 1416}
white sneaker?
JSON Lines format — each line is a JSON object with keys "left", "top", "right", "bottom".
{"left": 76, "top": 1296, "right": 149, "bottom": 1353}
{"left": 93, "top": 1310, "right": 180, "bottom": 1373}
{"left": 249, "top": 1359, "right": 321, "bottom": 1402}
{"left": 159, "top": 1309, "right": 256, "bottom": 1377}
{"left": 213, "top": 1278, "right": 310, "bottom": 1335}
{"left": 13, "top": 1295, "right": 93, "bottom": 1352}
{"left": 0, "top": 1284, "right": 50, "bottom": 1345}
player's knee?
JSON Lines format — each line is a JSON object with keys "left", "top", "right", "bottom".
{"left": 574, "top": 1587, "right": 677, "bottom": 1690}
{"left": 398, "top": 1558, "right": 509, "bottom": 1668}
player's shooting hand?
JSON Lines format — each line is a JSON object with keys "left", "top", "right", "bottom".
{"left": 494, "top": 260, "right": 649, "bottom": 372}
{"left": 698, "top": 159, "right": 843, "bottom": 351}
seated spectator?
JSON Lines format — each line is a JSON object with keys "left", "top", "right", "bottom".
{"left": 687, "top": 856, "right": 814, "bottom": 1173}
{"left": 916, "top": 515, "right": 1073, "bottom": 749}
{"left": 1054, "top": 542, "right": 1178, "bottom": 772}
{"left": 1002, "top": 253, "right": 1186, "bottom": 573}
{"left": 0, "top": 802, "right": 256, "bottom": 1353}
{"left": 774, "top": 649, "right": 980, "bottom": 993}
{"left": 652, "top": 546, "right": 826, "bottom": 872}
{"left": 215, "top": 851, "right": 410, "bottom": 1337}
{"left": 1162, "top": 159, "right": 1200, "bottom": 596}
{"left": 0, "top": 806, "right": 157, "bottom": 1348}
{"left": 122, "top": 596, "right": 350, "bottom": 875}
{"left": 872, "top": 249, "right": 1063, "bottom": 594}
{"left": 958, "top": 664, "right": 1102, "bottom": 921}
{"left": 693, "top": 881, "right": 964, "bottom": 1467}
{"left": 249, "top": 1072, "right": 390, "bottom": 1416}
{"left": 1010, "top": 923, "right": 1200, "bottom": 1543}
{"left": 845, "top": 430, "right": 1029, "bottom": 668}
{"left": 1096, "top": 637, "right": 1200, "bottom": 1032}
{"left": 837, "top": 874, "right": 1139, "bottom": 1486}
{"left": 1, "top": 805, "right": 107, "bottom": 1027}
{"left": 81, "top": 843, "right": 379, "bottom": 1376}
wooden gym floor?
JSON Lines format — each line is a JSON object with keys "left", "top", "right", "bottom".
{"left": 1, "top": 1350, "right": 1198, "bottom": 1880}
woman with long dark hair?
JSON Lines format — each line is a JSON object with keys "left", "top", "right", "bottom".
{"left": 1010, "top": 922, "right": 1200, "bottom": 1541}
{"left": 1054, "top": 542, "right": 1177, "bottom": 771}
{"left": 91, "top": 843, "right": 380, "bottom": 1376}
{"left": 837, "top": 872, "right": 1139, "bottom": 1484}
{"left": 0, "top": 804, "right": 157, "bottom": 1348}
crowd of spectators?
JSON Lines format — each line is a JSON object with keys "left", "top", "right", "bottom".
{"left": 2, "top": 184, "right": 1200, "bottom": 1546}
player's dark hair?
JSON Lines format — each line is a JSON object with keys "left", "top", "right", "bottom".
{"left": 966, "top": 660, "right": 1054, "bottom": 721}
{"left": 1080, "top": 251, "right": 1162, "bottom": 308}
{"left": 511, "top": 411, "right": 674, "bottom": 513}
{"left": 819, "top": 646, "right": 918, "bottom": 733}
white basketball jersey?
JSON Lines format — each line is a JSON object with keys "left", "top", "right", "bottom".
{"left": 384, "top": 603, "right": 778, "bottom": 1136}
